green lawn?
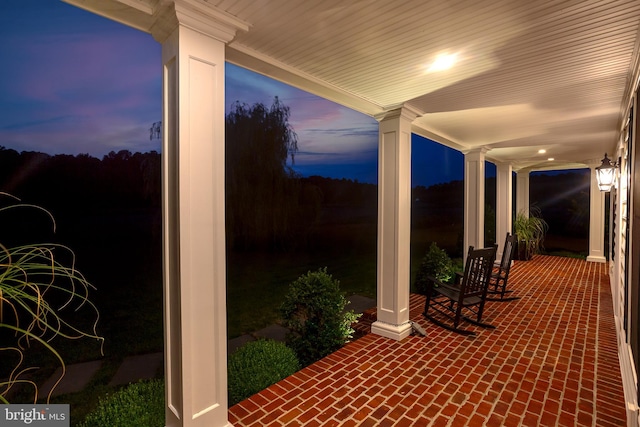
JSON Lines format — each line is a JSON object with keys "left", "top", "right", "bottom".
{"left": 226, "top": 246, "right": 377, "bottom": 338}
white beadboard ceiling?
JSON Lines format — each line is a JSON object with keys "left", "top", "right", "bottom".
{"left": 66, "top": 0, "right": 640, "bottom": 171}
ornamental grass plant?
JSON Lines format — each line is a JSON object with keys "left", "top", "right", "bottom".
{"left": 514, "top": 206, "right": 549, "bottom": 259}
{"left": 0, "top": 193, "right": 103, "bottom": 403}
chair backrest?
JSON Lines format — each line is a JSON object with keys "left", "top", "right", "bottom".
{"left": 498, "top": 233, "right": 517, "bottom": 272}
{"left": 461, "top": 245, "right": 498, "bottom": 296}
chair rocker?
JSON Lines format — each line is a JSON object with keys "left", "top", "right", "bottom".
{"left": 423, "top": 245, "right": 497, "bottom": 335}
{"left": 486, "top": 233, "right": 518, "bottom": 301}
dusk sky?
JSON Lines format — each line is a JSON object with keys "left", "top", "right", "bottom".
{"left": 0, "top": 0, "right": 465, "bottom": 187}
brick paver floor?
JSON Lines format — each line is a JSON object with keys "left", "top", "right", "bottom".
{"left": 229, "top": 255, "right": 627, "bottom": 426}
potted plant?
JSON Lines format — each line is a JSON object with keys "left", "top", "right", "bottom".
{"left": 413, "top": 242, "right": 455, "bottom": 295}
{"left": 513, "top": 207, "right": 548, "bottom": 260}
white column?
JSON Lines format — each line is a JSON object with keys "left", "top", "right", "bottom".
{"left": 155, "top": 3, "right": 246, "bottom": 426}
{"left": 495, "top": 161, "right": 513, "bottom": 258}
{"left": 371, "top": 107, "right": 418, "bottom": 341}
{"left": 61, "top": 2, "right": 246, "bottom": 425}
{"left": 515, "top": 170, "right": 530, "bottom": 216}
{"left": 587, "top": 165, "right": 607, "bottom": 263}
{"left": 464, "top": 149, "right": 487, "bottom": 253}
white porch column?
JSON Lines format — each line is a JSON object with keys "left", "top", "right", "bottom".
{"left": 495, "top": 161, "right": 513, "bottom": 258}
{"left": 60, "top": 3, "right": 246, "bottom": 425}
{"left": 515, "top": 170, "right": 530, "bottom": 216}
{"left": 587, "top": 164, "right": 607, "bottom": 263}
{"left": 155, "top": 4, "right": 246, "bottom": 426}
{"left": 371, "top": 107, "right": 418, "bottom": 341}
{"left": 464, "top": 149, "right": 487, "bottom": 253}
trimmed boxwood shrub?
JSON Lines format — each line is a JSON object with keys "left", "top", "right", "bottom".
{"left": 228, "top": 339, "right": 300, "bottom": 406}
{"left": 78, "top": 379, "right": 164, "bottom": 427}
{"left": 280, "top": 267, "right": 360, "bottom": 367}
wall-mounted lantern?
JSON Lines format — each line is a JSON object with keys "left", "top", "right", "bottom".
{"left": 595, "top": 153, "right": 618, "bottom": 192}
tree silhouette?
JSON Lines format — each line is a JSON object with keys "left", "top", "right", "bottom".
{"left": 149, "top": 121, "right": 161, "bottom": 140}
{"left": 225, "top": 97, "right": 306, "bottom": 250}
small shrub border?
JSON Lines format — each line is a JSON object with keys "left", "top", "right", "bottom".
{"left": 228, "top": 339, "right": 300, "bottom": 406}
{"left": 78, "top": 379, "right": 164, "bottom": 427}
{"left": 79, "top": 339, "right": 300, "bottom": 425}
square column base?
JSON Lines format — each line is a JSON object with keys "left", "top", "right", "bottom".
{"left": 371, "top": 320, "right": 413, "bottom": 341}
{"left": 586, "top": 255, "right": 606, "bottom": 263}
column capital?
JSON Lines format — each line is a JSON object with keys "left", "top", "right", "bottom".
{"left": 462, "top": 146, "right": 490, "bottom": 155}
{"left": 463, "top": 147, "right": 489, "bottom": 162}
{"left": 493, "top": 159, "right": 513, "bottom": 168}
{"left": 515, "top": 168, "right": 532, "bottom": 175}
{"left": 152, "top": 0, "right": 250, "bottom": 43}
{"left": 374, "top": 104, "right": 423, "bottom": 123}
{"left": 62, "top": 0, "right": 249, "bottom": 44}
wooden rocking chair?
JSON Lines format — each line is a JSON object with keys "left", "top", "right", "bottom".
{"left": 486, "top": 233, "right": 518, "bottom": 301}
{"left": 423, "top": 245, "right": 497, "bottom": 335}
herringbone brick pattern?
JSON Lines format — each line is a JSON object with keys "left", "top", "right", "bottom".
{"left": 229, "top": 256, "right": 627, "bottom": 426}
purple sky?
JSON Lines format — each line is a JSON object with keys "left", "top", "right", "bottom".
{"left": 0, "top": 1, "right": 162, "bottom": 156}
{"left": 0, "top": 0, "right": 464, "bottom": 187}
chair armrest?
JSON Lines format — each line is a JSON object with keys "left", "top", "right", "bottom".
{"left": 425, "top": 275, "right": 451, "bottom": 293}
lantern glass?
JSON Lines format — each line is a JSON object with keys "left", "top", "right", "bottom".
{"left": 595, "top": 153, "right": 616, "bottom": 192}
{"left": 596, "top": 167, "right": 615, "bottom": 191}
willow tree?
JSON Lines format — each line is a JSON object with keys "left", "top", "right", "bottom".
{"left": 226, "top": 97, "right": 303, "bottom": 250}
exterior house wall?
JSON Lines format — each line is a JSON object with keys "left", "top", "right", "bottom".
{"left": 610, "top": 78, "right": 640, "bottom": 427}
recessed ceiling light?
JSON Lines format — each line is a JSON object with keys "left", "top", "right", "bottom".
{"left": 427, "top": 53, "right": 457, "bottom": 72}
{"left": 538, "top": 149, "right": 546, "bottom": 154}
{"left": 548, "top": 158, "right": 554, "bottom": 161}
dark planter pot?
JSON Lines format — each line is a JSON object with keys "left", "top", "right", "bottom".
{"left": 515, "top": 240, "right": 533, "bottom": 261}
